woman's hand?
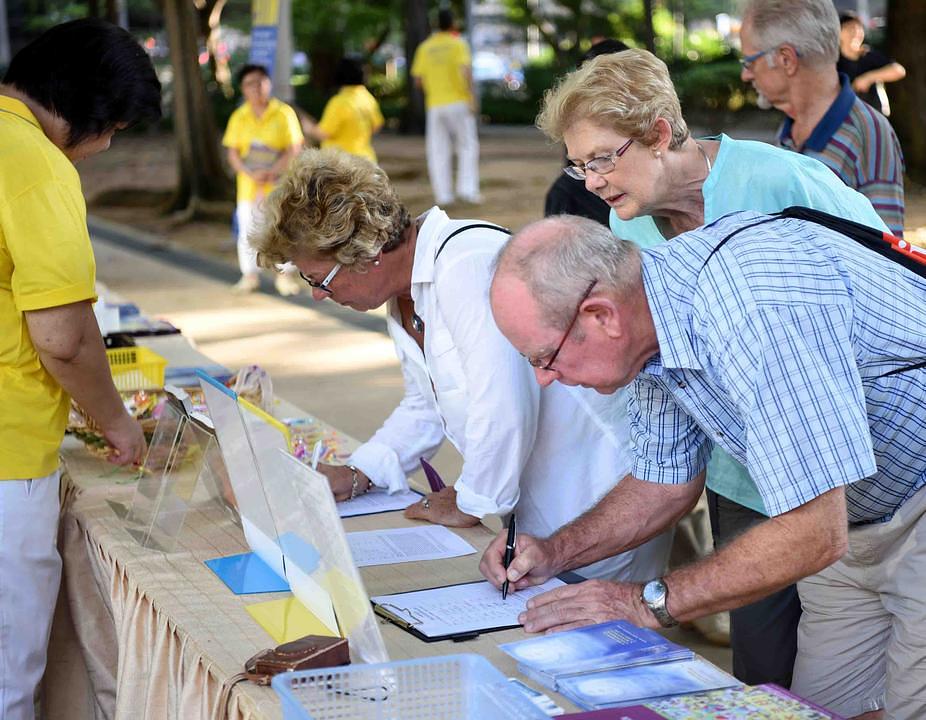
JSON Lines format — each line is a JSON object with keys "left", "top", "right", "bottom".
{"left": 404, "top": 486, "right": 480, "bottom": 527}
{"left": 315, "top": 463, "right": 370, "bottom": 502}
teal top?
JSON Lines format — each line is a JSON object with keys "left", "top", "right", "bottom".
{"left": 610, "top": 134, "right": 889, "bottom": 514}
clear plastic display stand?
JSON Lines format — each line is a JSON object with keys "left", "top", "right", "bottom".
{"left": 259, "top": 448, "right": 389, "bottom": 664}
{"left": 118, "top": 386, "right": 229, "bottom": 552}
{"left": 197, "top": 372, "right": 287, "bottom": 578}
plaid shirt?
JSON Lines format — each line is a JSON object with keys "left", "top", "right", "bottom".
{"left": 631, "top": 211, "right": 926, "bottom": 524}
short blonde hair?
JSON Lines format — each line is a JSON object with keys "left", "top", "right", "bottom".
{"left": 536, "top": 49, "right": 689, "bottom": 150}
{"left": 252, "top": 148, "right": 410, "bottom": 270}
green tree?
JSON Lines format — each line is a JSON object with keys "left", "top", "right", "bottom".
{"left": 290, "top": 0, "right": 396, "bottom": 91}
{"left": 161, "top": 0, "right": 234, "bottom": 217}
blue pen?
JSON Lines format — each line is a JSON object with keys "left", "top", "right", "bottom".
{"left": 419, "top": 457, "right": 446, "bottom": 492}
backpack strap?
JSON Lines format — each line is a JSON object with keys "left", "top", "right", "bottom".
{"left": 700, "top": 209, "right": 925, "bottom": 380}
{"left": 434, "top": 223, "right": 511, "bottom": 262}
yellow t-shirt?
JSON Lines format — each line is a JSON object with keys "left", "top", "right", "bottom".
{"left": 410, "top": 32, "right": 472, "bottom": 110}
{"left": 0, "top": 95, "right": 97, "bottom": 479}
{"left": 222, "top": 97, "right": 303, "bottom": 203}
{"left": 317, "top": 85, "right": 384, "bottom": 163}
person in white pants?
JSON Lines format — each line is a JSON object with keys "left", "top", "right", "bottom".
{"left": 411, "top": 9, "right": 481, "bottom": 206}
{"left": 0, "top": 19, "right": 153, "bottom": 719}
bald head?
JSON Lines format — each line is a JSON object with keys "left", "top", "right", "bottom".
{"left": 493, "top": 215, "right": 642, "bottom": 331}
{"left": 490, "top": 215, "right": 653, "bottom": 394}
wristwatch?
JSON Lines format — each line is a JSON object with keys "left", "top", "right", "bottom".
{"left": 640, "top": 578, "right": 679, "bottom": 628}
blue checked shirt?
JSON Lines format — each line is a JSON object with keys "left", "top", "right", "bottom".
{"left": 632, "top": 211, "right": 926, "bottom": 524}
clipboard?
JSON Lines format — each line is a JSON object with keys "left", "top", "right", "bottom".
{"left": 371, "top": 572, "right": 585, "bottom": 643}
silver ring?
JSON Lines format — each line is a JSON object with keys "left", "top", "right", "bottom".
{"left": 422, "top": 498, "right": 431, "bottom": 509}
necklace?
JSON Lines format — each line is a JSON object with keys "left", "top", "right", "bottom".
{"left": 696, "top": 141, "right": 712, "bottom": 175}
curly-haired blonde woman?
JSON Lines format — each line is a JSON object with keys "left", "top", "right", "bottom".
{"left": 251, "top": 148, "right": 671, "bottom": 583}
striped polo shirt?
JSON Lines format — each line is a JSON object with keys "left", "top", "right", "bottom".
{"left": 633, "top": 211, "right": 926, "bottom": 525}
{"left": 778, "top": 74, "right": 905, "bottom": 237}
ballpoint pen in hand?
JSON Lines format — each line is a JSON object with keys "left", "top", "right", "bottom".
{"left": 501, "top": 514, "right": 517, "bottom": 601}
{"left": 420, "top": 457, "right": 446, "bottom": 492}
{"left": 310, "top": 441, "right": 323, "bottom": 471}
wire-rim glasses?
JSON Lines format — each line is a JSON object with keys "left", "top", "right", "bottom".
{"left": 563, "top": 138, "right": 634, "bottom": 180}
{"left": 299, "top": 263, "right": 342, "bottom": 294}
{"left": 526, "top": 279, "right": 597, "bottom": 371}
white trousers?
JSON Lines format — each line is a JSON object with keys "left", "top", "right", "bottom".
{"left": 236, "top": 200, "right": 262, "bottom": 276}
{"left": 425, "top": 101, "right": 480, "bottom": 205}
{"left": 237, "top": 201, "right": 298, "bottom": 279}
{"left": 0, "top": 470, "right": 61, "bottom": 720}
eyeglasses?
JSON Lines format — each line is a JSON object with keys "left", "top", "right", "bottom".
{"left": 526, "top": 279, "right": 597, "bottom": 371}
{"left": 739, "top": 47, "right": 774, "bottom": 70}
{"left": 299, "top": 263, "right": 342, "bottom": 294}
{"left": 563, "top": 139, "right": 634, "bottom": 180}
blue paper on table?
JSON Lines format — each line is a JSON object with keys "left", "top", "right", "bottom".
{"left": 500, "top": 620, "right": 693, "bottom": 689}
{"left": 557, "top": 658, "right": 740, "bottom": 710}
{"left": 205, "top": 552, "right": 290, "bottom": 594}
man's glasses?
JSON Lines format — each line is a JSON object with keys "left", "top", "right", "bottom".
{"left": 299, "top": 263, "right": 342, "bottom": 294}
{"left": 563, "top": 139, "right": 634, "bottom": 180}
{"left": 526, "top": 279, "right": 597, "bottom": 371}
{"left": 739, "top": 47, "right": 774, "bottom": 70}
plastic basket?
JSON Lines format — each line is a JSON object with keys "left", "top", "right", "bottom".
{"left": 271, "top": 654, "right": 548, "bottom": 720}
{"left": 106, "top": 347, "right": 168, "bottom": 392}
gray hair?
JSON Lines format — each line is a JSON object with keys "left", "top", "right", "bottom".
{"left": 742, "top": 0, "right": 840, "bottom": 67}
{"left": 495, "top": 215, "right": 642, "bottom": 331}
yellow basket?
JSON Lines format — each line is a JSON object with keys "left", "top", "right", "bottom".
{"left": 106, "top": 347, "right": 168, "bottom": 392}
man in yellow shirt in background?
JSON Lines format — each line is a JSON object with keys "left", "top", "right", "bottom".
{"left": 303, "top": 57, "right": 384, "bottom": 164}
{"left": 223, "top": 64, "right": 304, "bottom": 295}
{"left": 0, "top": 19, "right": 159, "bottom": 719}
{"left": 411, "top": 8, "right": 481, "bottom": 206}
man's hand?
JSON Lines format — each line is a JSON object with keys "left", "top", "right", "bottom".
{"left": 479, "top": 529, "right": 559, "bottom": 591}
{"left": 519, "top": 580, "right": 653, "bottom": 634}
{"left": 315, "top": 463, "right": 369, "bottom": 502}
{"left": 404, "top": 486, "right": 479, "bottom": 528}
{"left": 101, "top": 414, "right": 146, "bottom": 466}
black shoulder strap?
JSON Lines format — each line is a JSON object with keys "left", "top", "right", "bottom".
{"left": 434, "top": 223, "right": 511, "bottom": 262}
{"left": 701, "top": 208, "right": 926, "bottom": 379}
{"left": 703, "top": 207, "right": 926, "bottom": 279}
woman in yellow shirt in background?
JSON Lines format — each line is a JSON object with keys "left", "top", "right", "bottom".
{"left": 304, "top": 57, "right": 384, "bottom": 163}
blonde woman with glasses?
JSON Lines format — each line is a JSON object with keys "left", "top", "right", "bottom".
{"left": 537, "top": 47, "right": 891, "bottom": 690}
{"left": 250, "top": 148, "right": 671, "bottom": 585}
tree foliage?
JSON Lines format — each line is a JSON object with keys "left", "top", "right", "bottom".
{"left": 290, "top": 0, "right": 397, "bottom": 90}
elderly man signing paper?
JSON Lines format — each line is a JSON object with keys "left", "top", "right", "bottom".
{"left": 482, "top": 212, "right": 926, "bottom": 720}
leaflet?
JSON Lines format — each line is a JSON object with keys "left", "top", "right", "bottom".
{"left": 347, "top": 525, "right": 476, "bottom": 567}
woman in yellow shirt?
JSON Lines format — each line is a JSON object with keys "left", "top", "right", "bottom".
{"left": 303, "top": 58, "right": 384, "bottom": 163}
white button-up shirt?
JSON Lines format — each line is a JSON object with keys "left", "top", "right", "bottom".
{"left": 348, "top": 209, "right": 670, "bottom": 579}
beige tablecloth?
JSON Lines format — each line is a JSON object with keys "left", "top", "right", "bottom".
{"left": 43, "top": 407, "right": 556, "bottom": 719}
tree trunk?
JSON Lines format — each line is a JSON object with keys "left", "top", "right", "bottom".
{"left": 887, "top": 0, "right": 926, "bottom": 184}
{"left": 402, "top": 0, "right": 428, "bottom": 135}
{"left": 161, "top": 0, "right": 233, "bottom": 218}
{"left": 641, "top": 0, "right": 657, "bottom": 55}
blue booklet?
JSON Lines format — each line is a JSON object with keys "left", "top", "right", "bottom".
{"left": 500, "top": 620, "right": 693, "bottom": 689}
{"left": 558, "top": 658, "right": 740, "bottom": 710}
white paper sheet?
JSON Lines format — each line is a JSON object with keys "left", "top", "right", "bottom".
{"left": 346, "top": 526, "right": 477, "bottom": 567}
{"left": 371, "top": 577, "right": 566, "bottom": 638}
{"left": 337, "top": 487, "right": 422, "bottom": 518}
